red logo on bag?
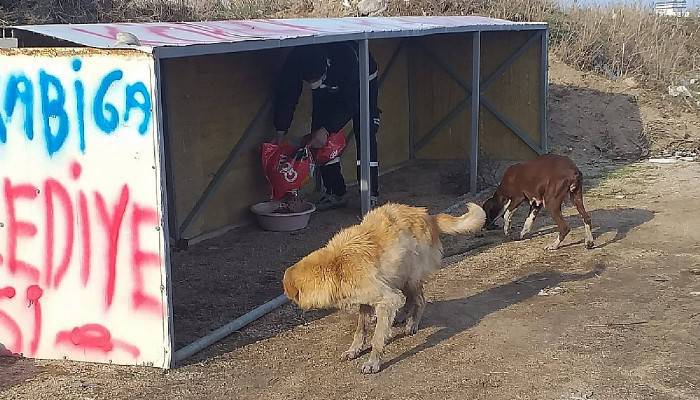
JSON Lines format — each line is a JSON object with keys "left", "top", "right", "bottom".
{"left": 261, "top": 143, "right": 312, "bottom": 200}
{"left": 277, "top": 154, "right": 299, "bottom": 183}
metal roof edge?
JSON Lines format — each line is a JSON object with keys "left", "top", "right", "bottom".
{"left": 6, "top": 26, "right": 157, "bottom": 53}
{"left": 153, "top": 21, "right": 548, "bottom": 59}
{"left": 8, "top": 17, "right": 547, "bottom": 58}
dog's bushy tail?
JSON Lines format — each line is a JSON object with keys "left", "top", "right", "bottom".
{"left": 433, "top": 202, "right": 486, "bottom": 235}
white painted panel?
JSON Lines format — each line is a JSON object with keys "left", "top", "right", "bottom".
{"left": 0, "top": 49, "right": 171, "bottom": 368}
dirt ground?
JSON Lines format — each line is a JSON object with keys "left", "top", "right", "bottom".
{"left": 169, "top": 159, "right": 482, "bottom": 349}
{"left": 168, "top": 57, "right": 700, "bottom": 349}
{"left": 2, "top": 59, "right": 700, "bottom": 399}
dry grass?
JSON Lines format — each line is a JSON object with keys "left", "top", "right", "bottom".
{"left": 0, "top": 0, "right": 293, "bottom": 24}
{"left": 555, "top": 4, "right": 700, "bottom": 86}
{"left": 1, "top": 0, "right": 698, "bottom": 89}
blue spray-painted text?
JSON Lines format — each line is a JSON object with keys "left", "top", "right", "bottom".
{"left": 0, "top": 58, "right": 152, "bottom": 156}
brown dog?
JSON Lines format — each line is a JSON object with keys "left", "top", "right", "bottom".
{"left": 282, "top": 202, "right": 486, "bottom": 373}
{"left": 482, "top": 154, "right": 594, "bottom": 250}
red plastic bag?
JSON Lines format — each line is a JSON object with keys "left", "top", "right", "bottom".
{"left": 302, "top": 130, "right": 347, "bottom": 166}
{"left": 261, "top": 142, "right": 312, "bottom": 200}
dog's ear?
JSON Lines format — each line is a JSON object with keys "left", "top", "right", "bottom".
{"left": 482, "top": 197, "right": 499, "bottom": 225}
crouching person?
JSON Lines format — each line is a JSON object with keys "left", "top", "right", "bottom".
{"left": 273, "top": 42, "right": 381, "bottom": 211}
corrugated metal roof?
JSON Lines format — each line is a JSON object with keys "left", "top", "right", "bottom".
{"left": 10, "top": 16, "right": 547, "bottom": 58}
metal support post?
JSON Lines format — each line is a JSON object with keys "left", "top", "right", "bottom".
{"left": 153, "top": 58, "right": 176, "bottom": 366}
{"left": 407, "top": 42, "right": 416, "bottom": 160}
{"left": 540, "top": 29, "right": 549, "bottom": 153}
{"left": 470, "top": 32, "right": 481, "bottom": 194}
{"left": 358, "top": 39, "right": 372, "bottom": 215}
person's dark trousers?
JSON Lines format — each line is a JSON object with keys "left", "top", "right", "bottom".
{"left": 319, "top": 77, "right": 380, "bottom": 198}
{"left": 319, "top": 162, "right": 346, "bottom": 196}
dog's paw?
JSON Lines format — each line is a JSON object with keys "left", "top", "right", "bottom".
{"left": 340, "top": 348, "right": 362, "bottom": 361}
{"left": 360, "top": 359, "right": 381, "bottom": 374}
{"left": 585, "top": 240, "right": 595, "bottom": 249}
{"left": 404, "top": 324, "right": 419, "bottom": 336}
{"left": 544, "top": 243, "right": 559, "bottom": 251}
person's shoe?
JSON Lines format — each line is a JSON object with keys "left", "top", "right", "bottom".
{"left": 316, "top": 194, "right": 348, "bottom": 211}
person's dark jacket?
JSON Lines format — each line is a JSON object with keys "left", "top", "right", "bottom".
{"left": 273, "top": 42, "right": 378, "bottom": 135}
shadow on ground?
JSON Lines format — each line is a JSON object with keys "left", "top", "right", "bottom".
{"left": 517, "top": 207, "right": 655, "bottom": 250}
{"left": 179, "top": 204, "right": 654, "bottom": 366}
{"left": 182, "top": 205, "right": 650, "bottom": 365}
{"left": 382, "top": 264, "right": 607, "bottom": 369}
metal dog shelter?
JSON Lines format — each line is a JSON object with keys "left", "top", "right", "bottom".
{"left": 1, "top": 16, "right": 547, "bottom": 368}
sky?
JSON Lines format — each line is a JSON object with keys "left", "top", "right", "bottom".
{"left": 557, "top": 0, "right": 700, "bottom": 8}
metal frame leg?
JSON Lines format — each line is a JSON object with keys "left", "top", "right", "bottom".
{"left": 470, "top": 32, "right": 481, "bottom": 194}
{"left": 153, "top": 57, "right": 176, "bottom": 367}
{"left": 540, "top": 28, "right": 549, "bottom": 153}
{"left": 407, "top": 42, "right": 416, "bottom": 160}
{"left": 156, "top": 60, "right": 180, "bottom": 244}
{"left": 337, "top": 39, "right": 403, "bottom": 195}
{"left": 358, "top": 39, "right": 372, "bottom": 215}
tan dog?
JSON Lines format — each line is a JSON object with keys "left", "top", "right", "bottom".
{"left": 282, "top": 202, "right": 486, "bottom": 373}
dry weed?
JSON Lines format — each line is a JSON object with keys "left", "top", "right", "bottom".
{"left": 556, "top": 4, "right": 700, "bottom": 87}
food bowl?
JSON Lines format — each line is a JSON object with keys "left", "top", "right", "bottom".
{"left": 250, "top": 201, "right": 316, "bottom": 232}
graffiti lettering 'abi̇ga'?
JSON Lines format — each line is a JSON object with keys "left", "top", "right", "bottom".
{"left": 0, "top": 58, "right": 152, "bottom": 156}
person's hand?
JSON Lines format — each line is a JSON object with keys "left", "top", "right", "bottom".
{"left": 309, "top": 127, "right": 329, "bottom": 149}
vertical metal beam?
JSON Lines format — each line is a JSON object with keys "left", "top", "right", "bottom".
{"left": 347, "top": 38, "right": 404, "bottom": 159}
{"left": 407, "top": 41, "right": 416, "bottom": 160}
{"left": 156, "top": 61, "right": 180, "bottom": 243}
{"left": 153, "top": 57, "right": 176, "bottom": 367}
{"left": 470, "top": 32, "right": 481, "bottom": 194}
{"left": 540, "top": 29, "right": 549, "bottom": 153}
{"left": 358, "top": 39, "right": 372, "bottom": 215}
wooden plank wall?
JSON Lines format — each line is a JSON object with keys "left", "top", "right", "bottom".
{"left": 410, "top": 31, "right": 542, "bottom": 161}
{"left": 480, "top": 31, "right": 543, "bottom": 160}
{"left": 163, "top": 32, "right": 542, "bottom": 239}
